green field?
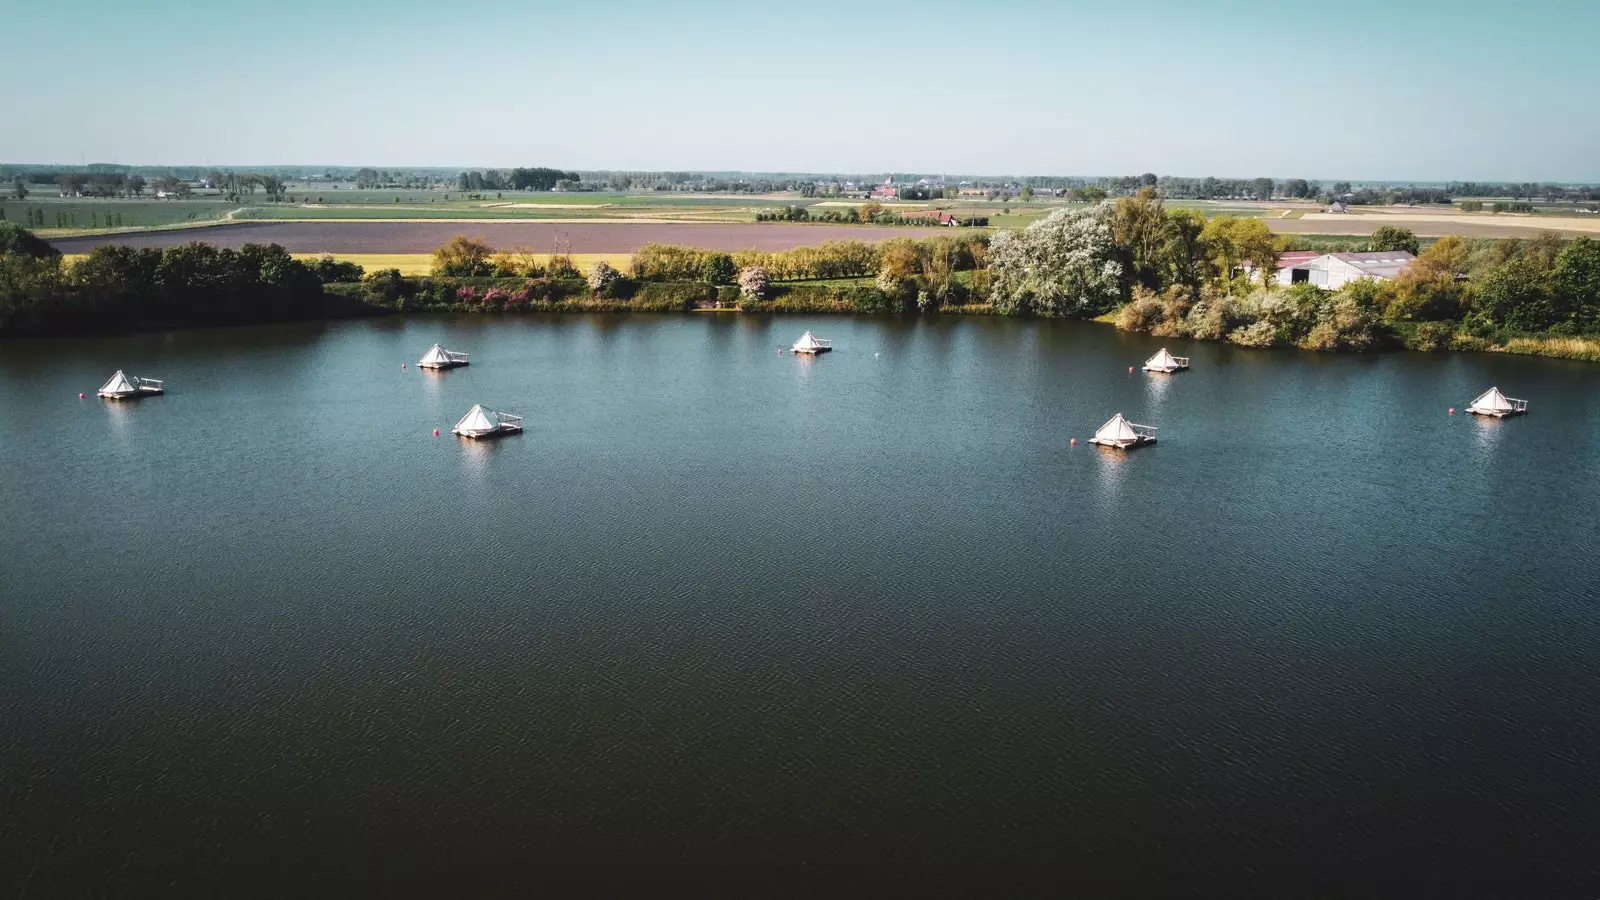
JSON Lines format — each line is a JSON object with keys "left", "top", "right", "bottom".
{"left": 0, "top": 197, "right": 236, "bottom": 231}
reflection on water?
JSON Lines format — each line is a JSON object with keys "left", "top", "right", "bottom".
{"left": 1470, "top": 411, "right": 1513, "bottom": 450}
{"left": 1143, "top": 370, "right": 1174, "bottom": 408}
{"left": 101, "top": 397, "right": 137, "bottom": 443}
{"left": 1092, "top": 444, "right": 1131, "bottom": 502}
{"left": 457, "top": 433, "right": 506, "bottom": 484}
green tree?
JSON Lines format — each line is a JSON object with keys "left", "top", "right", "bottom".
{"left": 1469, "top": 257, "right": 1557, "bottom": 331}
{"left": 1019, "top": 187, "right": 1034, "bottom": 202}
{"left": 11, "top": 178, "right": 27, "bottom": 200}
{"left": 0, "top": 221, "right": 60, "bottom": 258}
{"left": 1552, "top": 237, "right": 1600, "bottom": 331}
{"left": 1369, "top": 226, "right": 1420, "bottom": 255}
{"left": 1201, "top": 216, "right": 1277, "bottom": 291}
{"left": 1161, "top": 209, "right": 1208, "bottom": 299}
{"left": 1252, "top": 177, "right": 1274, "bottom": 201}
{"left": 1110, "top": 187, "right": 1169, "bottom": 293}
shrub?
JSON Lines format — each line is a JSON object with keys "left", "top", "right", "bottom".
{"left": 310, "top": 255, "right": 364, "bottom": 284}
{"left": 432, "top": 234, "right": 494, "bottom": 277}
{"left": 1116, "top": 288, "right": 1164, "bottom": 332}
{"left": 1228, "top": 320, "right": 1278, "bottom": 347}
{"left": 1411, "top": 322, "right": 1456, "bottom": 351}
{"left": 1186, "top": 296, "right": 1249, "bottom": 340}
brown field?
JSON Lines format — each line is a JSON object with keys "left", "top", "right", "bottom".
{"left": 44, "top": 222, "right": 963, "bottom": 255}
{"left": 1273, "top": 211, "right": 1600, "bottom": 238}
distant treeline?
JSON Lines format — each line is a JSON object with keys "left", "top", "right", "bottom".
{"left": 0, "top": 223, "right": 369, "bottom": 337}
{"left": 755, "top": 204, "right": 988, "bottom": 227}
{"left": 455, "top": 168, "right": 582, "bottom": 192}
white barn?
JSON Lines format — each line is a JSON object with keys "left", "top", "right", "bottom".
{"left": 1275, "top": 251, "right": 1415, "bottom": 289}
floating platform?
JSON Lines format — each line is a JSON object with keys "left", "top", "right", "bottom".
{"left": 418, "top": 344, "right": 469, "bottom": 370}
{"left": 792, "top": 330, "right": 832, "bottom": 355}
{"left": 98, "top": 370, "right": 164, "bottom": 399}
{"left": 452, "top": 404, "right": 523, "bottom": 439}
{"left": 1088, "top": 413, "right": 1157, "bottom": 449}
{"left": 1142, "top": 348, "right": 1189, "bottom": 373}
{"left": 1466, "top": 386, "right": 1527, "bottom": 418}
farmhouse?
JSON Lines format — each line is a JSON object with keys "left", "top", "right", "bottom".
{"left": 870, "top": 178, "right": 898, "bottom": 200}
{"left": 906, "top": 210, "right": 964, "bottom": 226}
{"left": 1275, "top": 251, "right": 1415, "bottom": 289}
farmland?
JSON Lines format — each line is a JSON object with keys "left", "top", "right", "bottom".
{"left": 44, "top": 221, "right": 960, "bottom": 255}
{"left": 16, "top": 181, "right": 1600, "bottom": 250}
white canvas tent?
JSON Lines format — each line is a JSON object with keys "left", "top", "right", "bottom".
{"left": 1088, "top": 413, "right": 1157, "bottom": 449}
{"left": 98, "top": 370, "right": 162, "bottom": 398}
{"left": 792, "top": 330, "right": 832, "bottom": 354}
{"left": 1143, "top": 348, "right": 1189, "bottom": 373}
{"left": 452, "top": 404, "right": 523, "bottom": 438}
{"left": 418, "top": 344, "right": 469, "bottom": 369}
{"left": 1467, "top": 386, "right": 1527, "bottom": 418}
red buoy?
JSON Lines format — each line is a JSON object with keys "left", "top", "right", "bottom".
{"left": 1128, "top": 366, "right": 1134, "bottom": 373}
{"left": 1070, "top": 438, "right": 1077, "bottom": 446}
{"left": 402, "top": 363, "right": 407, "bottom": 369}
{"left": 433, "top": 428, "right": 440, "bottom": 436}
{"left": 1448, "top": 408, "right": 1455, "bottom": 415}
{"left": 78, "top": 392, "right": 85, "bottom": 399}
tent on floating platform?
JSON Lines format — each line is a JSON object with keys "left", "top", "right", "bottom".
{"left": 1143, "top": 348, "right": 1189, "bottom": 373}
{"left": 792, "top": 331, "right": 832, "bottom": 354}
{"left": 1088, "top": 413, "right": 1157, "bottom": 449}
{"left": 1466, "top": 386, "right": 1527, "bottom": 418}
{"left": 98, "top": 370, "right": 164, "bottom": 399}
{"left": 452, "top": 404, "right": 523, "bottom": 439}
{"left": 418, "top": 344, "right": 469, "bottom": 369}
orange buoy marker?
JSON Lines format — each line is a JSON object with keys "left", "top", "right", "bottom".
{"left": 433, "top": 428, "right": 440, "bottom": 436}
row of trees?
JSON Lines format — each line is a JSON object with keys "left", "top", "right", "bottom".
{"left": 0, "top": 223, "right": 359, "bottom": 336}
{"left": 455, "top": 168, "right": 582, "bottom": 192}
{"left": 754, "top": 204, "right": 987, "bottom": 227}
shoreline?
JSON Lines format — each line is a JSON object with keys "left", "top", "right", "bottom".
{"left": 8, "top": 295, "right": 1594, "bottom": 363}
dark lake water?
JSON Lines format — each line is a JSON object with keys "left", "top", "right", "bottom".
{"left": 4, "top": 315, "right": 1599, "bottom": 897}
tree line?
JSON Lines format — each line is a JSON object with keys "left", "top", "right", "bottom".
{"left": 455, "top": 168, "right": 582, "bottom": 192}
{"left": 0, "top": 222, "right": 365, "bottom": 337}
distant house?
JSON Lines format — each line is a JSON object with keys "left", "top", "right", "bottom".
{"left": 1275, "top": 251, "right": 1415, "bottom": 289}
{"left": 869, "top": 178, "right": 898, "bottom": 200}
{"left": 1328, "top": 200, "right": 1349, "bottom": 213}
{"left": 907, "top": 210, "right": 963, "bottom": 226}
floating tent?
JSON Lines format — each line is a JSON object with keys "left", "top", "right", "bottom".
{"left": 452, "top": 404, "right": 523, "bottom": 438}
{"left": 418, "top": 344, "right": 469, "bottom": 369}
{"left": 1088, "top": 413, "right": 1157, "bottom": 449}
{"left": 98, "top": 370, "right": 163, "bottom": 399}
{"left": 1143, "top": 347, "right": 1189, "bottom": 373}
{"left": 1466, "top": 386, "right": 1527, "bottom": 418}
{"left": 792, "top": 330, "right": 832, "bottom": 354}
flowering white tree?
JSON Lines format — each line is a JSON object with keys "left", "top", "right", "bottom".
{"left": 989, "top": 204, "right": 1124, "bottom": 316}
{"left": 738, "top": 265, "right": 769, "bottom": 300}
{"left": 587, "top": 260, "right": 620, "bottom": 295}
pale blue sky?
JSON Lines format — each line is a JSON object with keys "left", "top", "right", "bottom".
{"left": 2, "top": 0, "right": 1596, "bottom": 180}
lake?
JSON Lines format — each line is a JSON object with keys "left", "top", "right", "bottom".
{"left": 3, "top": 315, "right": 1598, "bottom": 897}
